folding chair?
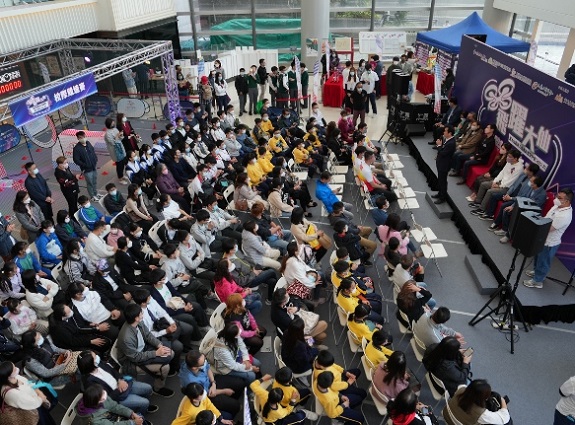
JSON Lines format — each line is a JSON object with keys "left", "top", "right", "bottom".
{"left": 311, "top": 374, "right": 329, "bottom": 425}
{"left": 274, "top": 276, "right": 288, "bottom": 291}
{"left": 369, "top": 384, "right": 390, "bottom": 425}
{"left": 110, "top": 211, "right": 126, "bottom": 226}
{"left": 252, "top": 378, "right": 274, "bottom": 425}
{"left": 444, "top": 392, "right": 464, "bottom": 425}
{"left": 60, "top": 393, "right": 83, "bottom": 425}
{"left": 148, "top": 219, "right": 165, "bottom": 247}
{"left": 51, "top": 262, "right": 64, "bottom": 286}
{"left": 426, "top": 372, "right": 447, "bottom": 410}
{"left": 409, "top": 333, "right": 426, "bottom": 375}
{"left": 287, "top": 158, "right": 308, "bottom": 180}
{"left": 274, "top": 336, "right": 311, "bottom": 384}
{"left": 360, "top": 337, "right": 374, "bottom": 381}
{"left": 332, "top": 306, "right": 348, "bottom": 345}
{"left": 74, "top": 211, "right": 90, "bottom": 233}
{"left": 345, "top": 329, "right": 363, "bottom": 368}
{"left": 99, "top": 195, "right": 110, "bottom": 214}
{"left": 209, "top": 303, "right": 226, "bottom": 332}
{"left": 396, "top": 309, "right": 413, "bottom": 346}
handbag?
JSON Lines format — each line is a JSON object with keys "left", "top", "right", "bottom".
{"left": 19, "top": 226, "right": 29, "bottom": 241}
{"left": 167, "top": 296, "right": 186, "bottom": 310}
{"left": 306, "top": 224, "right": 320, "bottom": 249}
{"left": 0, "top": 387, "right": 40, "bottom": 425}
{"left": 296, "top": 309, "right": 320, "bottom": 335}
{"left": 286, "top": 279, "right": 312, "bottom": 300}
{"left": 152, "top": 317, "right": 171, "bottom": 332}
{"left": 235, "top": 199, "right": 249, "bottom": 211}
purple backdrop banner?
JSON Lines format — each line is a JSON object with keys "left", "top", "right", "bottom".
{"left": 456, "top": 35, "right": 575, "bottom": 269}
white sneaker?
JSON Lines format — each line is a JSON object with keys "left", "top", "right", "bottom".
{"left": 523, "top": 279, "right": 542, "bottom": 288}
{"left": 525, "top": 270, "right": 535, "bottom": 277}
{"left": 465, "top": 196, "right": 475, "bottom": 202}
{"left": 119, "top": 179, "right": 128, "bottom": 185}
{"left": 91, "top": 196, "right": 100, "bottom": 202}
{"left": 494, "top": 230, "right": 506, "bottom": 236}
{"left": 499, "top": 236, "right": 509, "bottom": 243}
{"left": 300, "top": 410, "right": 319, "bottom": 421}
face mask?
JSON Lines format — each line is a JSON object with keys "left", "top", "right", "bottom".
{"left": 135, "top": 231, "right": 143, "bottom": 238}
{"left": 48, "top": 227, "right": 55, "bottom": 234}
{"left": 309, "top": 275, "right": 317, "bottom": 283}
{"left": 80, "top": 246, "right": 84, "bottom": 254}
{"left": 78, "top": 138, "right": 86, "bottom": 144}
{"left": 471, "top": 125, "right": 478, "bottom": 131}
{"left": 393, "top": 61, "right": 399, "bottom": 65}
{"left": 357, "top": 88, "right": 362, "bottom": 92}
{"left": 100, "top": 390, "right": 108, "bottom": 403}
{"left": 37, "top": 336, "right": 45, "bottom": 346}
{"left": 343, "top": 226, "right": 348, "bottom": 233}
{"left": 554, "top": 198, "right": 562, "bottom": 207}
{"left": 84, "top": 202, "right": 91, "bottom": 209}
{"left": 242, "top": 299, "right": 246, "bottom": 307}
{"left": 171, "top": 129, "right": 176, "bottom": 134}
{"left": 185, "top": 147, "right": 191, "bottom": 153}
{"left": 122, "top": 117, "right": 127, "bottom": 123}
{"left": 164, "top": 136, "right": 170, "bottom": 140}
{"left": 111, "top": 229, "right": 119, "bottom": 235}
{"left": 127, "top": 241, "right": 133, "bottom": 249}
{"left": 23, "top": 198, "right": 31, "bottom": 204}
{"left": 10, "top": 367, "right": 19, "bottom": 379}
{"left": 350, "top": 72, "right": 355, "bottom": 76}
{"left": 178, "top": 122, "right": 184, "bottom": 127}
{"left": 228, "top": 263, "right": 236, "bottom": 272}
{"left": 94, "top": 355, "right": 101, "bottom": 367}
{"left": 312, "top": 108, "right": 318, "bottom": 113}
{"left": 264, "top": 103, "right": 270, "bottom": 108}
{"left": 284, "top": 114, "right": 290, "bottom": 118}
{"left": 137, "top": 188, "right": 142, "bottom": 196}
{"left": 64, "top": 217, "right": 70, "bottom": 223}
{"left": 162, "top": 169, "right": 169, "bottom": 175}
{"left": 254, "top": 225, "right": 259, "bottom": 232}
{"left": 65, "top": 310, "right": 74, "bottom": 320}
{"left": 33, "top": 168, "right": 39, "bottom": 175}
{"left": 240, "top": 72, "right": 245, "bottom": 76}
{"left": 216, "top": 123, "right": 220, "bottom": 128}
{"left": 110, "top": 190, "right": 117, "bottom": 197}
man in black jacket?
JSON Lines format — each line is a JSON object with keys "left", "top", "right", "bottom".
{"left": 24, "top": 162, "right": 53, "bottom": 223}
{"left": 431, "top": 97, "right": 462, "bottom": 142}
{"left": 350, "top": 82, "right": 368, "bottom": 125}
{"left": 433, "top": 125, "right": 456, "bottom": 204}
{"left": 235, "top": 68, "right": 249, "bottom": 116}
{"left": 458, "top": 124, "right": 497, "bottom": 183}
{"left": 72, "top": 131, "right": 100, "bottom": 201}
{"left": 565, "top": 63, "right": 575, "bottom": 85}
{"left": 257, "top": 58, "right": 268, "bottom": 101}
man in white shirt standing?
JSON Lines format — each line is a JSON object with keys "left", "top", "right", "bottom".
{"left": 524, "top": 188, "right": 573, "bottom": 289}
{"left": 361, "top": 63, "right": 379, "bottom": 117}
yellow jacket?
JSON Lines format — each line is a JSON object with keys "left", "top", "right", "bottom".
{"left": 261, "top": 119, "right": 274, "bottom": 134}
{"left": 331, "top": 271, "right": 352, "bottom": 289}
{"left": 247, "top": 162, "right": 265, "bottom": 185}
{"left": 171, "top": 396, "right": 220, "bottom": 425}
{"left": 365, "top": 341, "right": 393, "bottom": 368}
{"left": 313, "top": 363, "right": 348, "bottom": 392}
{"left": 272, "top": 381, "right": 300, "bottom": 407}
{"left": 336, "top": 291, "right": 362, "bottom": 315}
{"left": 257, "top": 156, "right": 274, "bottom": 174}
{"left": 348, "top": 319, "right": 376, "bottom": 343}
{"left": 250, "top": 380, "right": 294, "bottom": 423}
{"left": 269, "top": 136, "right": 287, "bottom": 153}
{"left": 313, "top": 383, "right": 344, "bottom": 418}
{"left": 292, "top": 147, "right": 309, "bottom": 165}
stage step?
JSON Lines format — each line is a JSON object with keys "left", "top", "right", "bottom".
{"left": 425, "top": 192, "right": 453, "bottom": 219}
{"left": 465, "top": 255, "right": 498, "bottom": 295}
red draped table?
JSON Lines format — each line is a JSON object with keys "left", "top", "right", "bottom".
{"left": 416, "top": 71, "right": 434, "bottom": 95}
{"left": 323, "top": 75, "right": 344, "bottom": 107}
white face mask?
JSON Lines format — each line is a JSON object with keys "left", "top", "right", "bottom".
{"left": 23, "top": 198, "right": 31, "bottom": 204}
{"left": 135, "top": 231, "right": 143, "bottom": 238}
{"left": 241, "top": 299, "right": 246, "bottom": 307}
{"left": 94, "top": 355, "right": 101, "bottom": 367}
{"left": 64, "top": 217, "right": 70, "bottom": 223}
{"left": 33, "top": 168, "right": 39, "bottom": 175}
{"left": 127, "top": 241, "right": 133, "bottom": 249}
{"left": 9, "top": 367, "right": 19, "bottom": 379}
{"left": 37, "top": 336, "right": 45, "bottom": 346}
{"left": 26, "top": 247, "right": 32, "bottom": 254}
{"left": 228, "top": 262, "right": 236, "bottom": 272}
{"left": 84, "top": 202, "right": 91, "bottom": 209}
{"left": 48, "top": 227, "right": 55, "bottom": 234}
{"left": 553, "top": 198, "right": 562, "bottom": 207}
{"left": 110, "top": 190, "right": 117, "bottom": 196}
{"left": 100, "top": 390, "right": 108, "bottom": 403}
{"left": 122, "top": 117, "right": 127, "bottom": 123}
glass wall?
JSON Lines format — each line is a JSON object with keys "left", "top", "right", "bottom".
{"left": 177, "top": 0, "right": 485, "bottom": 58}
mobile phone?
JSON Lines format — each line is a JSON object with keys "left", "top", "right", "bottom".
{"left": 463, "top": 347, "right": 474, "bottom": 357}
{"left": 421, "top": 407, "right": 429, "bottom": 415}
{"left": 504, "top": 395, "right": 510, "bottom": 404}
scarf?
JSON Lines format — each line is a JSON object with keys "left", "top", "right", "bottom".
{"left": 63, "top": 222, "right": 75, "bottom": 235}
{"left": 392, "top": 412, "right": 416, "bottom": 425}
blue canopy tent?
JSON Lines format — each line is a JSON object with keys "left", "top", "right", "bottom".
{"left": 416, "top": 12, "right": 530, "bottom": 54}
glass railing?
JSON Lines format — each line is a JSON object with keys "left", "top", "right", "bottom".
{"left": 1, "top": 0, "right": 57, "bottom": 9}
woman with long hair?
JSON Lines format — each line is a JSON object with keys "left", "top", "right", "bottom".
{"left": 62, "top": 238, "right": 96, "bottom": 289}
{"left": 422, "top": 336, "right": 472, "bottom": 397}
{"left": 214, "top": 71, "right": 230, "bottom": 111}
{"left": 211, "top": 322, "right": 261, "bottom": 385}
{"left": 13, "top": 190, "right": 44, "bottom": 243}
{"left": 104, "top": 117, "right": 128, "bottom": 184}
{"left": 289, "top": 207, "right": 328, "bottom": 263}
{"left": 76, "top": 383, "right": 144, "bottom": 425}
{"left": 444, "top": 379, "right": 510, "bottom": 425}
{"left": 377, "top": 212, "right": 421, "bottom": 257}
{"left": 281, "top": 316, "right": 318, "bottom": 374}
{"left": 233, "top": 172, "right": 269, "bottom": 210}
{"left": 21, "top": 330, "right": 78, "bottom": 388}
{"left": 270, "top": 161, "right": 315, "bottom": 215}
{"left": 223, "top": 293, "right": 266, "bottom": 355}
{"left": 21, "top": 269, "right": 59, "bottom": 319}
{"left": 214, "top": 259, "right": 262, "bottom": 315}
{"left": 77, "top": 350, "right": 155, "bottom": 414}
{"left": 250, "top": 374, "right": 308, "bottom": 425}
{"left": 0, "top": 360, "right": 56, "bottom": 425}
{"left": 125, "top": 183, "right": 156, "bottom": 233}
{"left": 280, "top": 241, "right": 325, "bottom": 305}
{"left": 54, "top": 209, "right": 86, "bottom": 246}
{"left": 241, "top": 220, "right": 281, "bottom": 270}
{"left": 116, "top": 112, "right": 139, "bottom": 153}
{"left": 372, "top": 351, "right": 412, "bottom": 402}
{"left": 388, "top": 388, "right": 435, "bottom": 425}
{"left": 347, "top": 303, "right": 384, "bottom": 343}
{"left": 10, "top": 241, "right": 50, "bottom": 278}
{"left": 396, "top": 280, "right": 433, "bottom": 326}
{"left": 0, "top": 261, "right": 25, "bottom": 302}
{"left": 463, "top": 142, "right": 511, "bottom": 200}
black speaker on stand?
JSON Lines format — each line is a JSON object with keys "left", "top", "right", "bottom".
{"left": 509, "top": 197, "right": 541, "bottom": 240}
{"left": 511, "top": 211, "right": 552, "bottom": 257}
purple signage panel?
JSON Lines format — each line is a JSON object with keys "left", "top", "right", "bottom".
{"left": 456, "top": 35, "right": 575, "bottom": 269}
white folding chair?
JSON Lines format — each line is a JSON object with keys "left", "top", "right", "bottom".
{"left": 199, "top": 329, "right": 219, "bottom": 355}
{"left": 444, "top": 392, "right": 464, "bottom": 425}
{"left": 110, "top": 340, "right": 121, "bottom": 369}
{"left": 274, "top": 276, "right": 288, "bottom": 291}
{"left": 311, "top": 374, "right": 328, "bottom": 425}
{"left": 110, "top": 211, "right": 126, "bottom": 226}
{"left": 209, "top": 303, "right": 226, "bottom": 332}
{"left": 273, "top": 336, "right": 285, "bottom": 367}
{"left": 426, "top": 372, "right": 447, "bottom": 410}
{"left": 397, "top": 309, "right": 413, "bottom": 346}
{"left": 360, "top": 337, "right": 374, "bottom": 381}
{"left": 222, "top": 184, "right": 237, "bottom": 212}
{"left": 51, "top": 262, "right": 63, "bottom": 285}
{"left": 345, "top": 329, "right": 363, "bottom": 368}
{"left": 332, "top": 306, "right": 348, "bottom": 345}
{"left": 369, "top": 384, "right": 390, "bottom": 425}
{"left": 99, "top": 195, "right": 109, "bottom": 214}
{"left": 60, "top": 393, "right": 83, "bottom": 425}
{"left": 252, "top": 379, "right": 273, "bottom": 425}
{"left": 409, "top": 333, "right": 426, "bottom": 374}
{"left": 148, "top": 219, "right": 165, "bottom": 247}
{"left": 74, "top": 211, "right": 90, "bottom": 233}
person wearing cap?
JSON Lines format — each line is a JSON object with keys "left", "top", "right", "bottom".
{"left": 92, "top": 258, "right": 137, "bottom": 310}
{"left": 199, "top": 75, "right": 213, "bottom": 118}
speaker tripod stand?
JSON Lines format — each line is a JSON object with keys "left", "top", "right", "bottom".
{"left": 469, "top": 248, "right": 531, "bottom": 354}
{"left": 547, "top": 268, "right": 575, "bottom": 295}
{"left": 378, "top": 119, "right": 404, "bottom": 145}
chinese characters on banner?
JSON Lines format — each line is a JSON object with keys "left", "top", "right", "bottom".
{"left": 456, "top": 35, "right": 575, "bottom": 268}
{"left": 9, "top": 73, "right": 98, "bottom": 128}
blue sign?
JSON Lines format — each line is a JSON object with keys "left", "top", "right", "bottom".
{"left": 0, "top": 124, "right": 21, "bottom": 153}
{"left": 9, "top": 73, "right": 98, "bottom": 128}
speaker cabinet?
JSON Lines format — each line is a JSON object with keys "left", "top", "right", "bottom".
{"left": 509, "top": 197, "right": 541, "bottom": 239}
{"left": 511, "top": 211, "right": 552, "bottom": 257}
{"left": 405, "top": 124, "right": 427, "bottom": 137}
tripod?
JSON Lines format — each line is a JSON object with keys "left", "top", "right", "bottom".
{"left": 469, "top": 248, "right": 530, "bottom": 354}
{"left": 547, "top": 268, "right": 575, "bottom": 295}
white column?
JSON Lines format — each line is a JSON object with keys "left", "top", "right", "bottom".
{"left": 482, "top": 0, "right": 513, "bottom": 35}
{"left": 557, "top": 28, "right": 575, "bottom": 80}
{"left": 300, "top": 0, "right": 330, "bottom": 66}
{"left": 526, "top": 19, "right": 542, "bottom": 65}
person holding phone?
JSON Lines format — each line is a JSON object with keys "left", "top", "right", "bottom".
{"left": 422, "top": 336, "right": 472, "bottom": 397}
{"left": 387, "top": 387, "right": 437, "bottom": 425}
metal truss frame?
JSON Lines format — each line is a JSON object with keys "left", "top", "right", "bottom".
{"left": 0, "top": 38, "right": 180, "bottom": 123}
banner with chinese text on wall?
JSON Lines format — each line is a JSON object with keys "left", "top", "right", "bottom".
{"left": 457, "top": 35, "right": 575, "bottom": 269}
{"left": 9, "top": 73, "right": 97, "bottom": 128}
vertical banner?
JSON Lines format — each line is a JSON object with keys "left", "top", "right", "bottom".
{"left": 312, "top": 59, "right": 320, "bottom": 104}
{"left": 294, "top": 55, "right": 302, "bottom": 101}
{"left": 456, "top": 35, "right": 575, "bottom": 268}
{"left": 433, "top": 64, "right": 442, "bottom": 114}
